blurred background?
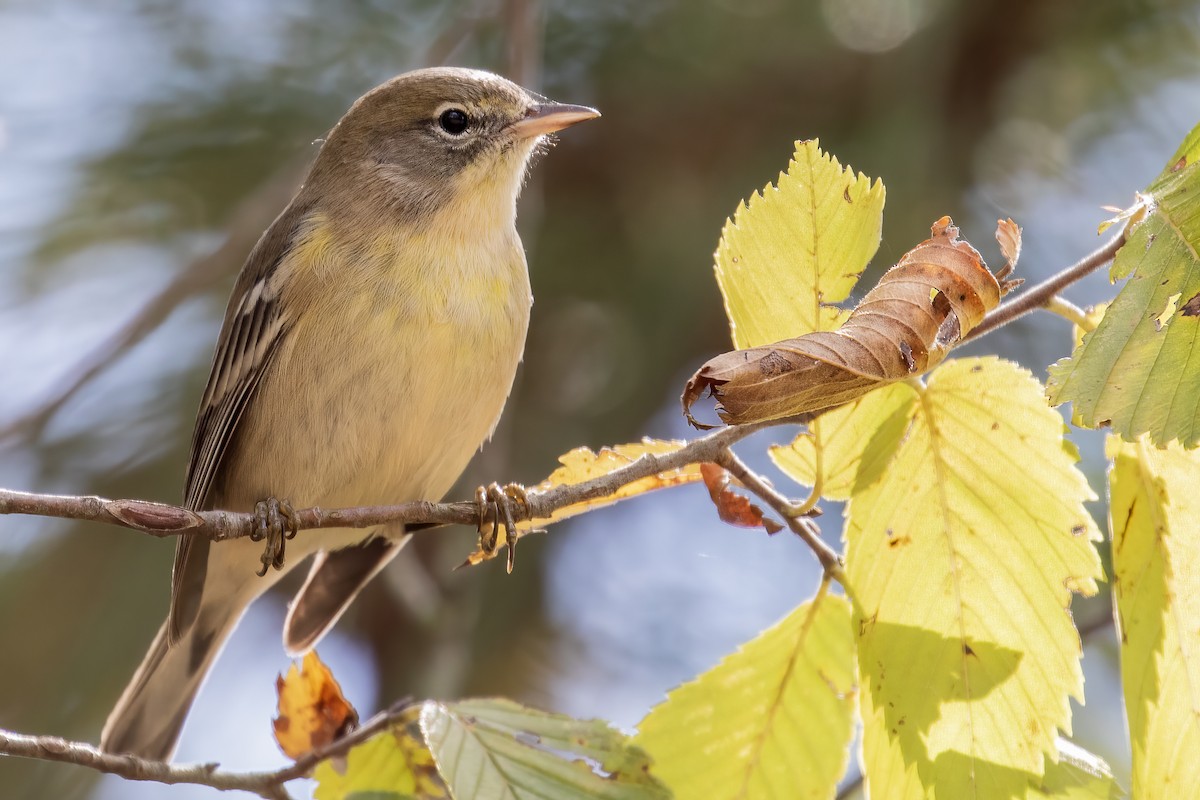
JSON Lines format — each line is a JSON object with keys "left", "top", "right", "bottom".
{"left": 1, "top": 0, "right": 1198, "bottom": 797}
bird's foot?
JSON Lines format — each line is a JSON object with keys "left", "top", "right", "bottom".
{"left": 250, "top": 497, "right": 298, "bottom": 576}
{"left": 475, "top": 483, "right": 529, "bottom": 574}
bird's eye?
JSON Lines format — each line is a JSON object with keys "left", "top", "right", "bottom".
{"left": 438, "top": 108, "right": 470, "bottom": 135}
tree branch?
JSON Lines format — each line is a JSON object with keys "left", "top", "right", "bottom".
{"left": 0, "top": 419, "right": 783, "bottom": 545}
{"left": 1, "top": 705, "right": 412, "bottom": 796}
{"left": 963, "top": 227, "right": 1127, "bottom": 342}
{"left": 0, "top": 701, "right": 413, "bottom": 798}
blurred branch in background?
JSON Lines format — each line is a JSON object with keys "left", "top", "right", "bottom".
{"left": 0, "top": 164, "right": 305, "bottom": 448}
{"left": 504, "top": 0, "right": 543, "bottom": 89}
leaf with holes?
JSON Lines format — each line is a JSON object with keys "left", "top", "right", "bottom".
{"left": 421, "top": 699, "right": 671, "bottom": 800}
{"left": 1048, "top": 122, "right": 1200, "bottom": 446}
{"left": 848, "top": 358, "right": 1103, "bottom": 798}
{"left": 635, "top": 593, "right": 855, "bottom": 799}
{"left": 684, "top": 217, "right": 1021, "bottom": 428}
{"left": 1109, "top": 436, "right": 1200, "bottom": 799}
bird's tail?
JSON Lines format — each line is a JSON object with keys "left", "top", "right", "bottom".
{"left": 100, "top": 600, "right": 243, "bottom": 760}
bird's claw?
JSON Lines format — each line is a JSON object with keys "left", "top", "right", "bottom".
{"left": 475, "top": 482, "right": 529, "bottom": 574}
{"left": 252, "top": 497, "right": 297, "bottom": 577}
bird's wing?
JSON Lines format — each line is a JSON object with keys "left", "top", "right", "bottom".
{"left": 168, "top": 209, "right": 303, "bottom": 642}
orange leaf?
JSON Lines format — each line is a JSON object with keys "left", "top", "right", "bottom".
{"left": 273, "top": 650, "right": 359, "bottom": 760}
{"left": 683, "top": 217, "right": 1021, "bottom": 427}
{"left": 699, "top": 462, "right": 783, "bottom": 534}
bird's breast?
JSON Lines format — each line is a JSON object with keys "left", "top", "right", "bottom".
{"left": 220, "top": 215, "right": 531, "bottom": 513}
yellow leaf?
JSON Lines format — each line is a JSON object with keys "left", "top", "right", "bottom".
{"left": 313, "top": 705, "right": 446, "bottom": 800}
{"left": 636, "top": 593, "right": 856, "bottom": 799}
{"left": 770, "top": 383, "right": 916, "bottom": 500}
{"left": 1109, "top": 436, "right": 1200, "bottom": 799}
{"left": 715, "top": 138, "right": 884, "bottom": 349}
{"left": 848, "top": 358, "right": 1103, "bottom": 797}
{"left": 273, "top": 651, "right": 358, "bottom": 761}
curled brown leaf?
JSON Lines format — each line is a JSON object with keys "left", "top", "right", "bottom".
{"left": 683, "top": 216, "right": 1021, "bottom": 427}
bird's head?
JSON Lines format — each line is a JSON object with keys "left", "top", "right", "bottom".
{"left": 312, "top": 67, "right": 599, "bottom": 220}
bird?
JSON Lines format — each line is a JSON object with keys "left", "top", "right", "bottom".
{"left": 100, "top": 67, "right": 599, "bottom": 760}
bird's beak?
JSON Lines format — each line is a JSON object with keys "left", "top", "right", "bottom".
{"left": 510, "top": 102, "right": 600, "bottom": 138}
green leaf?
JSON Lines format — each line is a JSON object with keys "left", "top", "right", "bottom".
{"left": 714, "top": 139, "right": 884, "bottom": 349}
{"left": 848, "top": 358, "right": 1104, "bottom": 798}
{"left": 420, "top": 698, "right": 671, "bottom": 800}
{"left": 635, "top": 593, "right": 856, "bottom": 799}
{"left": 313, "top": 708, "right": 446, "bottom": 800}
{"left": 770, "top": 383, "right": 916, "bottom": 500}
{"left": 1108, "top": 436, "right": 1200, "bottom": 799}
{"left": 1047, "top": 121, "right": 1200, "bottom": 447}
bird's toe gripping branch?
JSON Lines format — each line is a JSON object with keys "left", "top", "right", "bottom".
{"left": 251, "top": 497, "right": 298, "bottom": 576}
{"left": 475, "top": 483, "right": 530, "bottom": 574}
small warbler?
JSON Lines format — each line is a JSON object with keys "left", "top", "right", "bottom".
{"left": 100, "top": 67, "right": 598, "bottom": 759}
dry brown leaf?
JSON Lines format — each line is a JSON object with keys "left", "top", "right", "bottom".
{"left": 273, "top": 650, "right": 359, "bottom": 760}
{"left": 463, "top": 439, "right": 703, "bottom": 566}
{"left": 683, "top": 216, "right": 1021, "bottom": 427}
{"left": 699, "top": 462, "right": 783, "bottom": 534}
{"left": 996, "top": 217, "right": 1022, "bottom": 268}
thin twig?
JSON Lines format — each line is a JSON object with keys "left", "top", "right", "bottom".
{"left": 963, "top": 227, "right": 1127, "bottom": 342}
{"left": 715, "top": 448, "right": 844, "bottom": 580}
{"left": 0, "top": 701, "right": 413, "bottom": 798}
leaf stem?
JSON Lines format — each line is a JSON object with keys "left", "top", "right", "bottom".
{"left": 1042, "top": 296, "right": 1094, "bottom": 332}
{"left": 791, "top": 420, "right": 825, "bottom": 517}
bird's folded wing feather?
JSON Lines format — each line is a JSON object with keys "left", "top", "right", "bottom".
{"left": 168, "top": 213, "right": 301, "bottom": 642}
